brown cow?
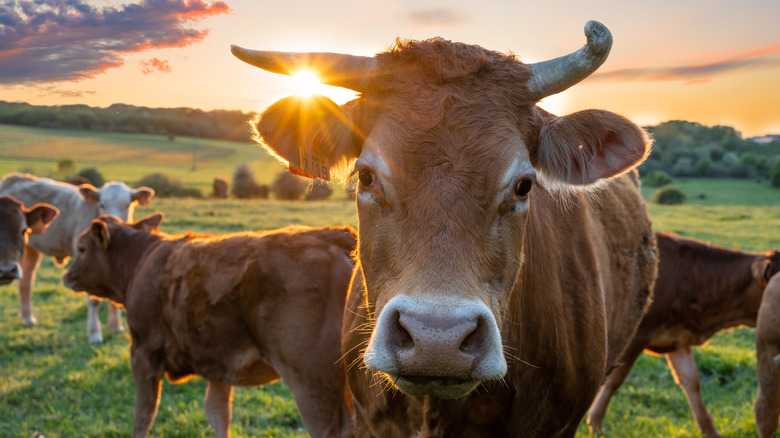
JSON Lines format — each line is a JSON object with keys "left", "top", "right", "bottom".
{"left": 0, "top": 195, "right": 59, "bottom": 285}
{"left": 588, "top": 232, "right": 780, "bottom": 437}
{"left": 233, "top": 20, "right": 657, "bottom": 436}
{"left": 63, "top": 215, "right": 356, "bottom": 438}
{"left": 755, "top": 272, "right": 780, "bottom": 437}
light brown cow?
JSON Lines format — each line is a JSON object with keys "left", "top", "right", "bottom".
{"left": 0, "top": 173, "right": 154, "bottom": 343}
{"left": 0, "top": 195, "right": 59, "bottom": 285}
{"left": 755, "top": 272, "right": 780, "bottom": 437}
{"left": 588, "top": 232, "right": 780, "bottom": 438}
{"left": 63, "top": 215, "right": 356, "bottom": 438}
{"left": 233, "top": 21, "right": 657, "bottom": 436}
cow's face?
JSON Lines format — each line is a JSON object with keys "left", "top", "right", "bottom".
{"left": 0, "top": 196, "right": 58, "bottom": 285}
{"left": 64, "top": 214, "right": 161, "bottom": 302}
{"left": 234, "top": 21, "right": 650, "bottom": 399}
{"left": 79, "top": 182, "right": 155, "bottom": 222}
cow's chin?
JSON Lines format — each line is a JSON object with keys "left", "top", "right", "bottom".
{"left": 390, "top": 374, "right": 481, "bottom": 399}
{"left": 0, "top": 277, "right": 14, "bottom": 286}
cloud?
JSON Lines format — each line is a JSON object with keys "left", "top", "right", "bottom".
{"left": 407, "top": 7, "right": 466, "bottom": 27}
{"left": 36, "top": 87, "right": 97, "bottom": 98}
{"left": 592, "top": 44, "right": 780, "bottom": 84}
{"left": 140, "top": 58, "right": 172, "bottom": 74}
{"left": 0, "top": 0, "right": 231, "bottom": 85}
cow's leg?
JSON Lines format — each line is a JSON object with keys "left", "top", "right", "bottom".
{"left": 108, "top": 303, "right": 125, "bottom": 334}
{"left": 131, "top": 348, "right": 164, "bottom": 438}
{"left": 19, "top": 246, "right": 42, "bottom": 326}
{"left": 204, "top": 381, "right": 233, "bottom": 438}
{"left": 755, "top": 346, "right": 780, "bottom": 437}
{"left": 86, "top": 296, "right": 104, "bottom": 344}
{"left": 588, "top": 339, "right": 648, "bottom": 434}
{"left": 277, "top": 363, "right": 353, "bottom": 438}
{"left": 666, "top": 347, "right": 722, "bottom": 438}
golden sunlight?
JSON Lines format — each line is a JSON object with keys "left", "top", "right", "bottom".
{"left": 292, "top": 70, "right": 321, "bottom": 97}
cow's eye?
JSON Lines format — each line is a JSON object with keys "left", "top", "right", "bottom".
{"left": 358, "top": 169, "right": 375, "bottom": 187}
{"left": 514, "top": 177, "right": 533, "bottom": 198}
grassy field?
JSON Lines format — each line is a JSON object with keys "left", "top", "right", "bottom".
{"left": 1, "top": 125, "right": 780, "bottom": 437}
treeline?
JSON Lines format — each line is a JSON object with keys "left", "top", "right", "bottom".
{"left": 0, "top": 101, "right": 257, "bottom": 143}
{"left": 639, "top": 120, "right": 780, "bottom": 180}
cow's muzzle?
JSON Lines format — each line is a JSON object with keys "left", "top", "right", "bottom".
{"left": 365, "top": 295, "right": 507, "bottom": 399}
{"left": 0, "top": 262, "right": 21, "bottom": 285}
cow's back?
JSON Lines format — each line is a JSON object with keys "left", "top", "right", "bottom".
{"left": 129, "top": 226, "right": 356, "bottom": 386}
{"left": 0, "top": 173, "right": 93, "bottom": 257}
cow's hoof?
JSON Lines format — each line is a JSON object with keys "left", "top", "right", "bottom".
{"left": 22, "top": 316, "right": 37, "bottom": 327}
{"left": 88, "top": 332, "right": 104, "bottom": 345}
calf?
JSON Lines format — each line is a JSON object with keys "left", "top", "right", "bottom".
{"left": 64, "top": 215, "right": 356, "bottom": 438}
{"left": 0, "top": 195, "right": 59, "bottom": 285}
{"left": 756, "top": 272, "right": 780, "bottom": 438}
{"left": 0, "top": 173, "right": 154, "bottom": 343}
{"left": 588, "top": 231, "right": 780, "bottom": 437}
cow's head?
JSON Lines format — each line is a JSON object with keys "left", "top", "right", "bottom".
{"left": 0, "top": 195, "right": 59, "bottom": 285}
{"left": 64, "top": 214, "right": 163, "bottom": 303}
{"left": 233, "top": 21, "right": 650, "bottom": 399}
{"left": 79, "top": 181, "right": 155, "bottom": 222}
{"left": 753, "top": 251, "right": 780, "bottom": 288}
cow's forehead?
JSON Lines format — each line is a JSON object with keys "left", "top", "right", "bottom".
{"left": 98, "top": 182, "right": 133, "bottom": 202}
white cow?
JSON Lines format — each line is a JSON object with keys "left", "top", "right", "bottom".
{"left": 0, "top": 173, "right": 154, "bottom": 344}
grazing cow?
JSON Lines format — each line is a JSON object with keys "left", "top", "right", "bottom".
{"left": 0, "top": 173, "right": 154, "bottom": 343}
{"left": 232, "top": 20, "right": 657, "bottom": 436}
{"left": 0, "top": 195, "right": 59, "bottom": 285}
{"left": 755, "top": 272, "right": 780, "bottom": 438}
{"left": 588, "top": 232, "right": 780, "bottom": 437}
{"left": 63, "top": 215, "right": 357, "bottom": 438}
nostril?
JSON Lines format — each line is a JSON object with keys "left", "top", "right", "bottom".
{"left": 391, "top": 310, "right": 414, "bottom": 350}
{"left": 460, "top": 316, "right": 488, "bottom": 356}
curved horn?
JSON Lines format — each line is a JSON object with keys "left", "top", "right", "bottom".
{"left": 230, "top": 45, "right": 377, "bottom": 92}
{"left": 526, "top": 20, "right": 612, "bottom": 101}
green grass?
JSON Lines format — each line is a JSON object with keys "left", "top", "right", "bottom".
{"left": 2, "top": 126, "right": 780, "bottom": 436}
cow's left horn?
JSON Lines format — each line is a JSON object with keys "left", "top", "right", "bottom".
{"left": 526, "top": 20, "right": 612, "bottom": 101}
{"left": 230, "top": 45, "right": 377, "bottom": 92}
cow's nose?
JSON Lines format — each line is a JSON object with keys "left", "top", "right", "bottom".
{"left": 391, "top": 310, "right": 487, "bottom": 377}
{"left": 0, "top": 262, "right": 21, "bottom": 279}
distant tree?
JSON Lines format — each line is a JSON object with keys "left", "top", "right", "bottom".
{"left": 305, "top": 181, "right": 332, "bottom": 201}
{"left": 77, "top": 168, "right": 105, "bottom": 187}
{"left": 651, "top": 186, "right": 687, "bottom": 205}
{"left": 231, "top": 164, "right": 269, "bottom": 199}
{"left": 695, "top": 159, "right": 712, "bottom": 177}
{"left": 722, "top": 152, "right": 739, "bottom": 165}
{"left": 642, "top": 170, "right": 672, "bottom": 187}
{"left": 271, "top": 171, "right": 306, "bottom": 200}
{"left": 57, "top": 158, "right": 77, "bottom": 179}
{"left": 671, "top": 158, "right": 694, "bottom": 177}
{"left": 770, "top": 159, "right": 780, "bottom": 187}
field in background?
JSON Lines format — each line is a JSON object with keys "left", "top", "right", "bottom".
{"left": 1, "top": 125, "right": 780, "bottom": 437}
{"left": 0, "top": 124, "right": 284, "bottom": 194}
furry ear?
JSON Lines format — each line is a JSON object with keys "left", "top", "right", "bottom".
{"left": 254, "top": 94, "right": 363, "bottom": 181}
{"left": 79, "top": 184, "right": 100, "bottom": 204}
{"left": 753, "top": 259, "right": 772, "bottom": 288}
{"left": 133, "top": 213, "right": 163, "bottom": 232}
{"left": 90, "top": 220, "right": 110, "bottom": 249}
{"left": 25, "top": 203, "right": 59, "bottom": 235}
{"left": 131, "top": 187, "right": 155, "bottom": 206}
{"left": 535, "top": 109, "right": 651, "bottom": 185}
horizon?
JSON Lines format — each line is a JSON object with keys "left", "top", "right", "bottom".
{"left": 1, "top": 1, "right": 779, "bottom": 138}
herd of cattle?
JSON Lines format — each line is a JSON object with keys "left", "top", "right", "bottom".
{"left": 0, "top": 20, "right": 779, "bottom": 438}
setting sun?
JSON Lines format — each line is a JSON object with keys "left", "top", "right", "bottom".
{"left": 292, "top": 70, "right": 321, "bottom": 97}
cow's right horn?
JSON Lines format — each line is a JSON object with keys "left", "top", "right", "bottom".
{"left": 230, "top": 45, "right": 377, "bottom": 92}
{"left": 526, "top": 20, "right": 612, "bottom": 101}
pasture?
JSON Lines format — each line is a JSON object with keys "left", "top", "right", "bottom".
{"left": 1, "top": 125, "right": 780, "bottom": 437}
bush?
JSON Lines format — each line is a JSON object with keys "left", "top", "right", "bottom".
{"left": 271, "top": 171, "right": 306, "bottom": 200}
{"left": 136, "top": 173, "right": 202, "bottom": 198}
{"left": 771, "top": 159, "right": 780, "bottom": 188}
{"left": 231, "top": 164, "right": 268, "bottom": 199}
{"left": 642, "top": 170, "right": 672, "bottom": 187}
{"left": 651, "top": 186, "right": 687, "bottom": 205}
{"left": 305, "top": 181, "right": 332, "bottom": 201}
{"left": 57, "top": 158, "right": 77, "bottom": 179}
{"left": 76, "top": 168, "right": 105, "bottom": 187}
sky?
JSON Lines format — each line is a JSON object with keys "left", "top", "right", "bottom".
{"left": 1, "top": 0, "right": 779, "bottom": 137}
